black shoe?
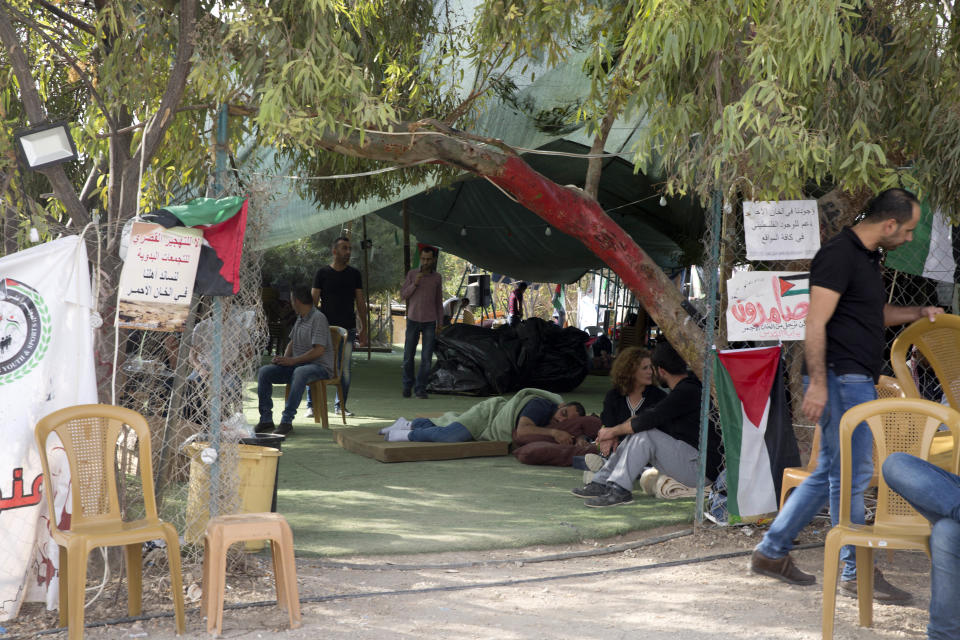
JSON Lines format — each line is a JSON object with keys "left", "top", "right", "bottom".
{"left": 584, "top": 485, "right": 634, "bottom": 508}
{"left": 571, "top": 481, "right": 612, "bottom": 498}
{"left": 402, "top": 388, "right": 412, "bottom": 398}
{"left": 416, "top": 391, "right": 428, "bottom": 399}
{"left": 254, "top": 421, "right": 275, "bottom": 434}
{"left": 839, "top": 568, "right": 912, "bottom": 604}
{"left": 273, "top": 422, "right": 293, "bottom": 436}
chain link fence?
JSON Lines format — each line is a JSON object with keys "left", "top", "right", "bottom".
{"left": 696, "top": 194, "right": 958, "bottom": 524}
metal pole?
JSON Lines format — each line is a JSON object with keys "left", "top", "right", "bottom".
{"left": 209, "top": 104, "right": 228, "bottom": 516}
{"left": 695, "top": 191, "right": 722, "bottom": 525}
{"left": 362, "top": 215, "right": 371, "bottom": 360}
{"left": 402, "top": 200, "right": 411, "bottom": 274}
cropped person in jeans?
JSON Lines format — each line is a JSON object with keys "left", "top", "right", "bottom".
{"left": 750, "top": 188, "right": 942, "bottom": 603}
{"left": 400, "top": 245, "right": 443, "bottom": 399}
{"left": 883, "top": 453, "right": 960, "bottom": 639}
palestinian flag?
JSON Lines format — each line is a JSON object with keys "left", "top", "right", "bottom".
{"left": 715, "top": 346, "right": 801, "bottom": 522}
{"left": 885, "top": 201, "right": 959, "bottom": 283}
{"left": 552, "top": 284, "right": 564, "bottom": 313}
{"left": 143, "top": 197, "right": 248, "bottom": 295}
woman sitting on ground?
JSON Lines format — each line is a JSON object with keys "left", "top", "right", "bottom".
{"left": 599, "top": 347, "right": 667, "bottom": 455}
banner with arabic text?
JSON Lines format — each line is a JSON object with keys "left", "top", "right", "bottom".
{"left": 0, "top": 236, "right": 97, "bottom": 620}
{"left": 117, "top": 222, "right": 202, "bottom": 332}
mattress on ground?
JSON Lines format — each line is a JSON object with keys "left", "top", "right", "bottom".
{"left": 335, "top": 426, "right": 509, "bottom": 462}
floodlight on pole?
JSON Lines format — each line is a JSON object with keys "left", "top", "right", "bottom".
{"left": 13, "top": 122, "right": 78, "bottom": 170}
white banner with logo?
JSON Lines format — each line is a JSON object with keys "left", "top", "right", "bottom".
{"left": 0, "top": 236, "right": 97, "bottom": 620}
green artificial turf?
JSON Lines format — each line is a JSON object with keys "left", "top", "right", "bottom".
{"left": 244, "top": 348, "right": 695, "bottom": 557}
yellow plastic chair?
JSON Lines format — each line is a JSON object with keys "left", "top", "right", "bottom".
{"left": 284, "top": 325, "right": 348, "bottom": 429}
{"left": 34, "top": 404, "right": 186, "bottom": 640}
{"left": 779, "top": 376, "right": 902, "bottom": 509}
{"left": 822, "top": 398, "right": 960, "bottom": 640}
{"left": 890, "top": 314, "right": 960, "bottom": 409}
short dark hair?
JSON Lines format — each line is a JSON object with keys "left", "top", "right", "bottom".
{"left": 652, "top": 341, "right": 687, "bottom": 376}
{"left": 516, "top": 281, "right": 528, "bottom": 291}
{"left": 420, "top": 245, "right": 438, "bottom": 258}
{"left": 461, "top": 297, "right": 470, "bottom": 304}
{"left": 291, "top": 285, "right": 313, "bottom": 305}
{"left": 561, "top": 401, "right": 586, "bottom": 417}
{"left": 863, "top": 188, "right": 920, "bottom": 224}
{"left": 332, "top": 236, "right": 351, "bottom": 248}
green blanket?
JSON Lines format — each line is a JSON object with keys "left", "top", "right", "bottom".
{"left": 432, "top": 388, "right": 564, "bottom": 441}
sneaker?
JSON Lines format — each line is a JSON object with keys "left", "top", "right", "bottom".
{"left": 273, "top": 422, "right": 293, "bottom": 436}
{"left": 839, "top": 568, "right": 912, "bottom": 604}
{"left": 415, "top": 391, "right": 428, "bottom": 399}
{"left": 750, "top": 550, "right": 815, "bottom": 585}
{"left": 305, "top": 408, "right": 314, "bottom": 418}
{"left": 584, "top": 485, "right": 634, "bottom": 508}
{"left": 571, "top": 481, "right": 612, "bottom": 498}
{"left": 402, "top": 388, "right": 412, "bottom": 398}
{"left": 254, "top": 421, "right": 275, "bottom": 434}
{"left": 333, "top": 407, "right": 354, "bottom": 417}
{"left": 584, "top": 453, "right": 606, "bottom": 472}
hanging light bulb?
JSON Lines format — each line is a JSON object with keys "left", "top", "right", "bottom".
{"left": 460, "top": 226, "right": 467, "bottom": 236}
{"left": 659, "top": 196, "right": 667, "bottom": 207}
{"left": 544, "top": 226, "right": 552, "bottom": 236}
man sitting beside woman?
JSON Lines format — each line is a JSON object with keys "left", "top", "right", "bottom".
{"left": 572, "top": 341, "right": 723, "bottom": 507}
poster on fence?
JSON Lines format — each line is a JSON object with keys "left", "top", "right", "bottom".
{"left": 0, "top": 236, "right": 97, "bottom": 620}
{"left": 743, "top": 200, "right": 820, "bottom": 260}
{"left": 726, "top": 271, "right": 809, "bottom": 341}
{"left": 117, "top": 222, "right": 202, "bottom": 332}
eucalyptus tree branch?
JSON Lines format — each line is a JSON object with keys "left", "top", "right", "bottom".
{"left": 127, "top": 0, "right": 196, "bottom": 172}
{"left": 94, "top": 105, "right": 215, "bottom": 139}
{"left": 79, "top": 154, "right": 104, "bottom": 204}
{"left": 5, "top": 2, "right": 118, "bottom": 132}
{"left": 442, "top": 43, "right": 512, "bottom": 125}
{"left": 34, "top": 0, "right": 95, "bottom": 35}
{"left": 0, "top": 2, "right": 88, "bottom": 225}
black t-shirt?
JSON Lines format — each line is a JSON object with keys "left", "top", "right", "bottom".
{"left": 312, "top": 265, "right": 363, "bottom": 329}
{"left": 809, "top": 227, "right": 885, "bottom": 380}
{"left": 629, "top": 374, "right": 724, "bottom": 481}
{"left": 516, "top": 397, "right": 557, "bottom": 427}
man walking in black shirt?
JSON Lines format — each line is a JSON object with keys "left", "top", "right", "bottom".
{"left": 571, "top": 341, "right": 723, "bottom": 507}
{"left": 310, "top": 236, "right": 365, "bottom": 416}
{"left": 751, "top": 188, "right": 942, "bottom": 603}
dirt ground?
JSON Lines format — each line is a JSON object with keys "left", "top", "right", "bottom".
{"left": 5, "top": 520, "right": 934, "bottom": 640}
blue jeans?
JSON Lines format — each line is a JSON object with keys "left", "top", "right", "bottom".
{"left": 406, "top": 418, "right": 473, "bottom": 443}
{"left": 307, "top": 328, "right": 355, "bottom": 411}
{"left": 883, "top": 453, "right": 960, "bottom": 639}
{"left": 257, "top": 362, "right": 329, "bottom": 424}
{"left": 756, "top": 370, "right": 876, "bottom": 581}
{"left": 402, "top": 320, "right": 436, "bottom": 394}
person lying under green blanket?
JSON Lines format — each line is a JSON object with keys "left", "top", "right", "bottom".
{"left": 379, "top": 388, "right": 585, "bottom": 444}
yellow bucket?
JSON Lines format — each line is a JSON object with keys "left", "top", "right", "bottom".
{"left": 185, "top": 443, "right": 282, "bottom": 550}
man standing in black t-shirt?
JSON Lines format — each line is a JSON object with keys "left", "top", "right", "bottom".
{"left": 310, "top": 236, "right": 365, "bottom": 416}
{"left": 752, "top": 189, "right": 942, "bottom": 603}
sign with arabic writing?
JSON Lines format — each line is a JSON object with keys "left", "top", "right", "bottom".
{"left": 743, "top": 200, "right": 820, "bottom": 260}
{"left": 117, "top": 222, "right": 202, "bottom": 332}
{"left": 0, "top": 236, "right": 97, "bottom": 620}
{"left": 726, "top": 271, "right": 810, "bottom": 341}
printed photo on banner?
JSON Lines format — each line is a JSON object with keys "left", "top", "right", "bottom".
{"left": 118, "top": 222, "right": 202, "bottom": 332}
{"left": 726, "top": 271, "right": 809, "bottom": 341}
{"left": 743, "top": 200, "right": 820, "bottom": 260}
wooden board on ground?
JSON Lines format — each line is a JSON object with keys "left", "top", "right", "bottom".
{"left": 335, "top": 426, "right": 509, "bottom": 463}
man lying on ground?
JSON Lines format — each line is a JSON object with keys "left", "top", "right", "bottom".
{"left": 380, "top": 388, "right": 585, "bottom": 446}
{"left": 570, "top": 341, "right": 723, "bottom": 508}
